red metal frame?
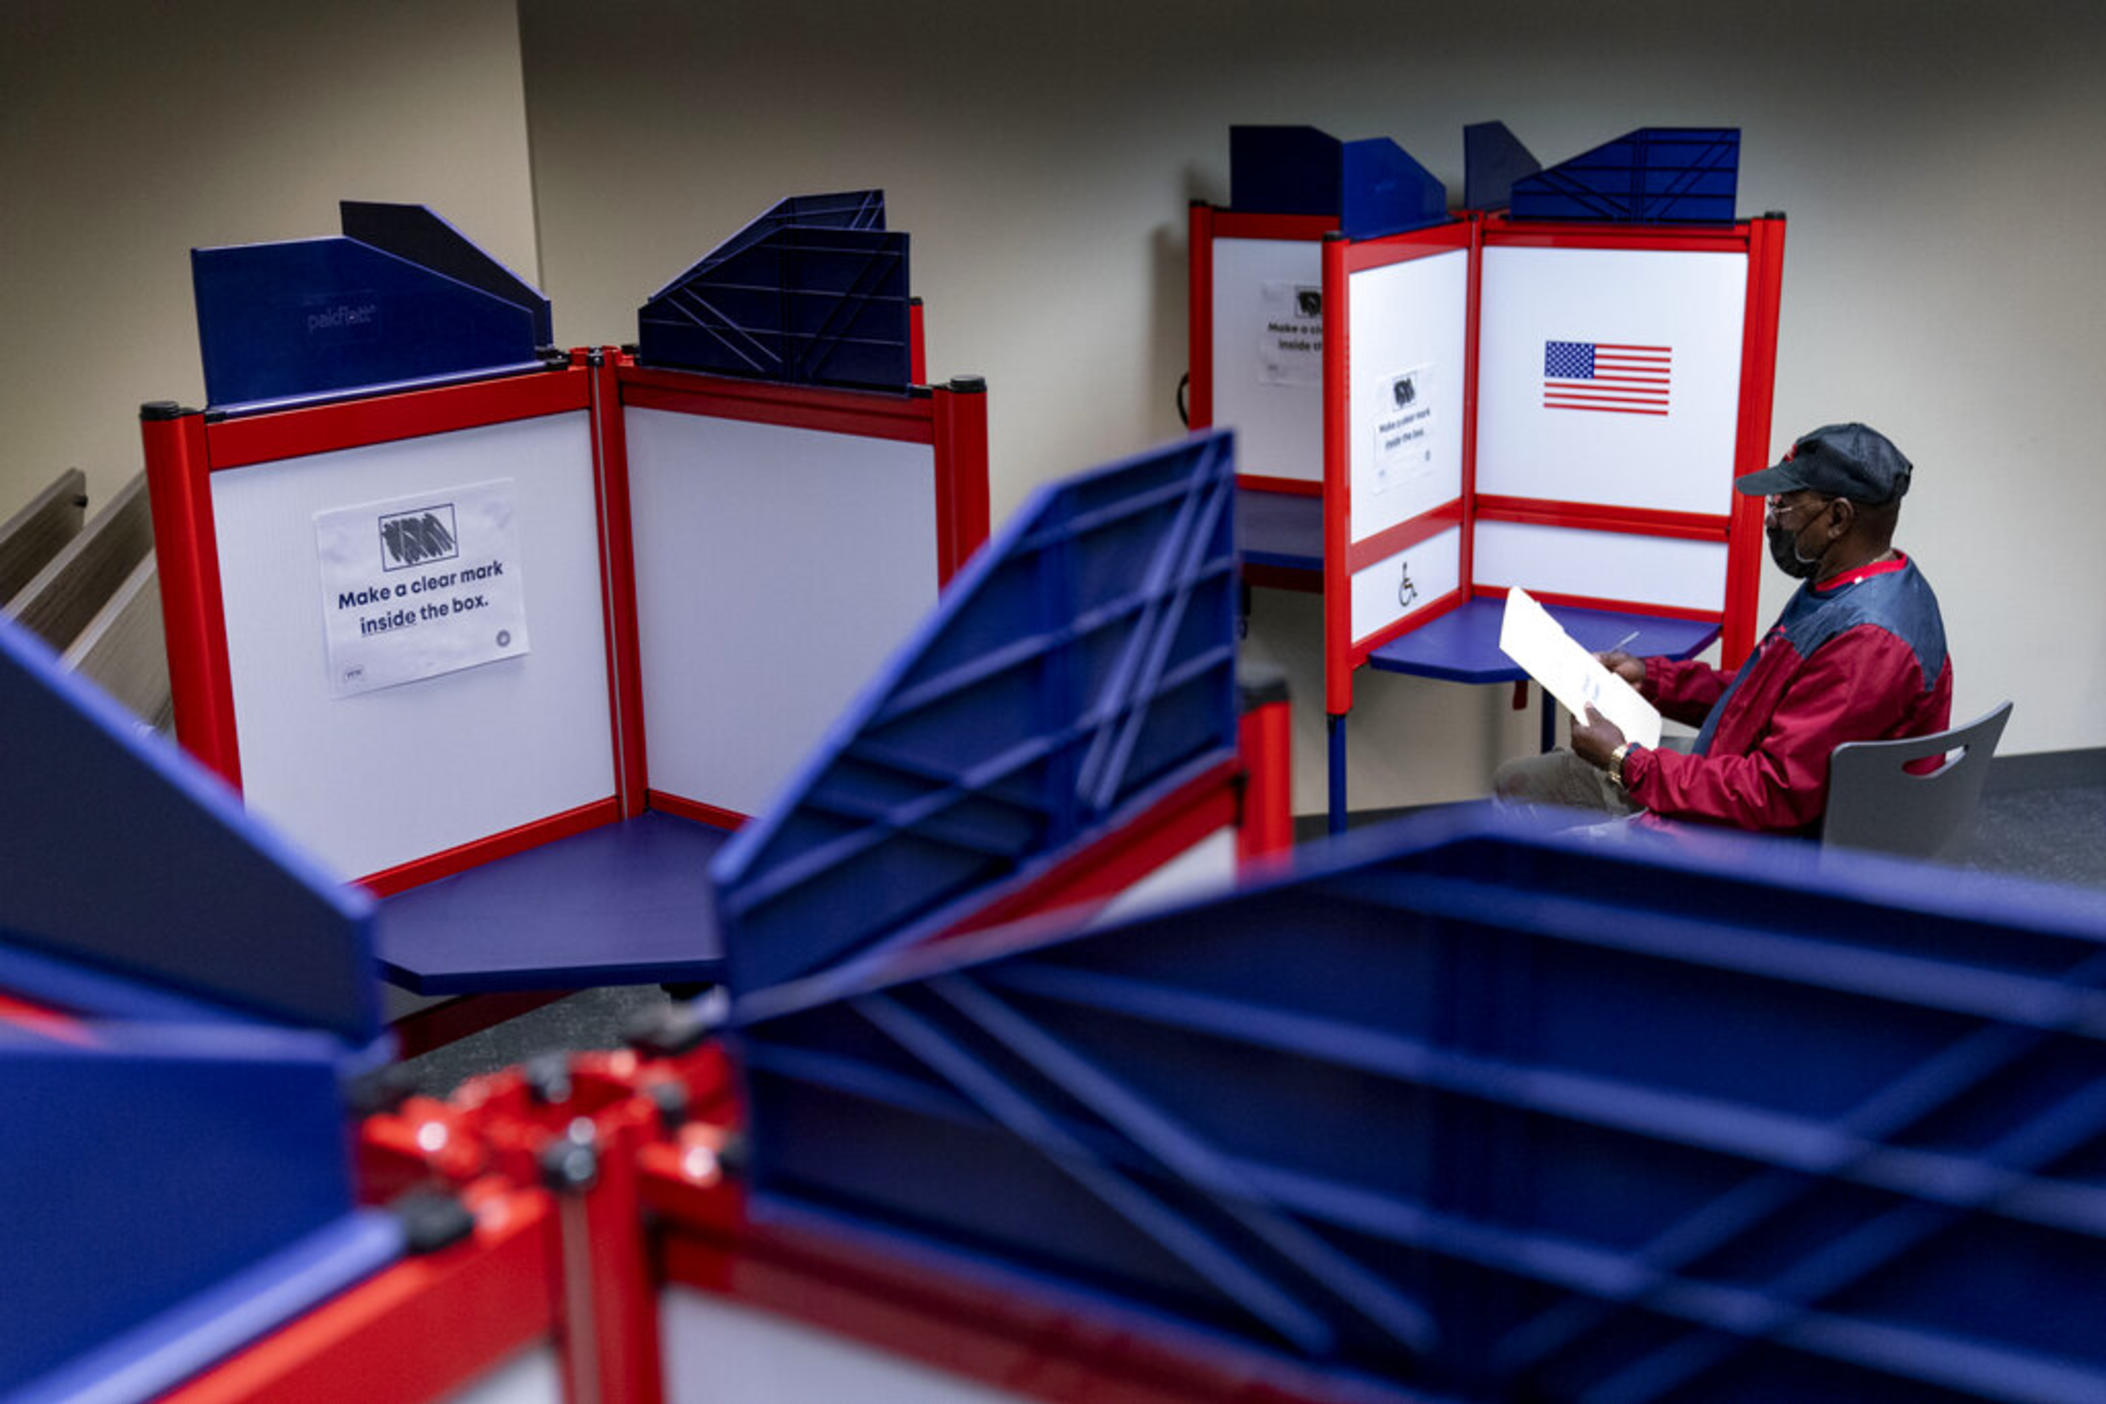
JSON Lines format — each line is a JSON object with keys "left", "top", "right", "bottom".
{"left": 590, "top": 349, "right": 649, "bottom": 818}
{"left": 932, "top": 379, "right": 992, "bottom": 585}
{"left": 1320, "top": 234, "right": 1352, "bottom": 716}
{"left": 1724, "top": 215, "right": 1788, "bottom": 666}
{"left": 610, "top": 357, "right": 991, "bottom": 822}
{"left": 1236, "top": 695, "right": 1293, "bottom": 874}
{"left": 1468, "top": 582, "right": 1722, "bottom": 625}
{"left": 909, "top": 297, "right": 928, "bottom": 387}
{"left": 1235, "top": 474, "right": 1321, "bottom": 497}
{"left": 645, "top": 789, "right": 748, "bottom": 833}
{"left": 940, "top": 757, "right": 1244, "bottom": 940}
{"left": 1320, "top": 224, "right": 1476, "bottom": 716}
{"left": 1186, "top": 202, "right": 1215, "bottom": 430}
{"left": 1187, "top": 204, "right": 1337, "bottom": 484}
{"left": 1476, "top": 212, "right": 1782, "bottom": 668}
{"left": 158, "top": 1184, "right": 559, "bottom": 1404}
{"left": 389, "top": 989, "right": 571, "bottom": 1061}
{"left": 141, "top": 408, "right": 241, "bottom": 788}
{"left": 141, "top": 365, "right": 601, "bottom": 815}
{"left": 358, "top": 797, "right": 623, "bottom": 897}
{"left": 1474, "top": 495, "right": 1731, "bottom": 543}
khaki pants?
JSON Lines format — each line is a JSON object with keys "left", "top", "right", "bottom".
{"left": 1491, "top": 747, "right": 1642, "bottom": 823}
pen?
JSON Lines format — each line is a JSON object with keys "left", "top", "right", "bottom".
{"left": 1609, "top": 629, "right": 1639, "bottom": 652}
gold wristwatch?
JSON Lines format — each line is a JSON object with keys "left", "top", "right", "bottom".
{"left": 1607, "top": 743, "right": 1633, "bottom": 788}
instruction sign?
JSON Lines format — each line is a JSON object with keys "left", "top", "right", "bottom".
{"left": 1258, "top": 280, "right": 1324, "bottom": 386}
{"left": 1371, "top": 365, "right": 1436, "bottom": 494}
{"left": 315, "top": 479, "right": 530, "bottom": 698}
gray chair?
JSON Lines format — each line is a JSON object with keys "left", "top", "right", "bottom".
{"left": 1822, "top": 701, "right": 2013, "bottom": 862}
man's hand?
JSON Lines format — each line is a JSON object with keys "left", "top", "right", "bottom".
{"left": 1570, "top": 705, "right": 1627, "bottom": 769}
{"left": 1596, "top": 649, "right": 1646, "bottom": 687}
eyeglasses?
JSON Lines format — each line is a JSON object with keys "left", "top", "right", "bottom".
{"left": 1766, "top": 492, "right": 1836, "bottom": 522}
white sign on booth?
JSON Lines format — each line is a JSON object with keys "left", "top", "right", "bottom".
{"left": 315, "top": 479, "right": 531, "bottom": 698}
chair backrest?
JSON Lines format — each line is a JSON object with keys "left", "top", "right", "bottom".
{"left": 1822, "top": 701, "right": 2013, "bottom": 861}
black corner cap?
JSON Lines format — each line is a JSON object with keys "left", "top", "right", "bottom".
{"left": 1323, "top": 231, "right": 1347, "bottom": 242}
{"left": 139, "top": 401, "right": 194, "bottom": 421}
{"left": 551, "top": 348, "right": 580, "bottom": 369}
{"left": 715, "top": 1131, "right": 750, "bottom": 1180}
{"left": 540, "top": 1136, "right": 599, "bottom": 1195}
{"left": 910, "top": 295, "right": 925, "bottom": 306}
{"left": 1238, "top": 664, "right": 1291, "bottom": 711}
{"left": 1764, "top": 210, "right": 1787, "bottom": 221}
{"left": 343, "top": 1063, "right": 418, "bottom": 1118}
{"left": 646, "top": 1079, "right": 690, "bottom": 1133}
{"left": 625, "top": 987, "right": 728, "bottom": 1059}
{"left": 391, "top": 1189, "right": 477, "bottom": 1255}
{"left": 946, "top": 375, "right": 987, "bottom": 394}
{"left": 523, "top": 1052, "right": 573, "bottom": 1107}
{"left": 620, "top": 343, "right": 640, "bottom": 357}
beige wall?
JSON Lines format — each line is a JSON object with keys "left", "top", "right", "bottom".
{"left": 518, "top": 0, "right": 2106, "bottom": 806}
{"left": 7, "top": 3, "right": 2100, "bottom": 811}
{"left": 0, "top": 0, "right": 540, "bottom": 514}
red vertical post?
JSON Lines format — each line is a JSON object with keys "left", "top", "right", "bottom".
{"left": 1236, "top": 670, "right": 1294, "bottom": 872}
{"left": 1320, "top": 232, "right": 1353, "bottom": 718}
{"left": 140, "top": 403, "right": 243, "bottom": 789}
{"left": 589, "top": 350, "right": 649, "bottom": 817}
{"left": 1724, "top": 214, "right": 1788, "bottom": 667}
{"left": 1459, "top": 211, "right": 1485, "bottom": 599}
{"left": 908, "top": 297, "right": 927, "bottom": 387}
{"left": 931, "top": 376, "right": 990, "bottom": 587}
{"left": 1187, "top": 201, "right": 1215, "bottom": 429}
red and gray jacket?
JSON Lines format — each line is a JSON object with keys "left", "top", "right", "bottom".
{"left": 1622, "top": 554, "right": 1952, "bottom": 834}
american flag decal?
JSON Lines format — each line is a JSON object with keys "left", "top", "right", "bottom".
{"left": 1543, "top": 340, "right": 1672, "bottom": 416}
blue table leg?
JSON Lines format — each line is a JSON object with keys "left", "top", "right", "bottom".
{"left": 1328, "top": 712, "right": 1347, "bottom": 836}
{"left": 1540, "top": 686, "right": 1557, "bottom": 754}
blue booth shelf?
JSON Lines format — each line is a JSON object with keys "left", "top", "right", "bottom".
{"left": 1230, "top": 125, "right": 1449, "bottom": 241}
{"left": 637, "top": 189, "right": 913, "bottom": 392}
{"left": 191, "top": 202, "right": 551, "bottom": 414}
{"left": 1510, "top": 127, "right": 1741, "bottom": 224}
{"left": 730, "top": 805, "right": 2106, "bottom": 1403}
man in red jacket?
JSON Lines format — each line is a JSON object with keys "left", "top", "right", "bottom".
{"left": 1494, "top": 422, "right": 1952, "bottom": 834}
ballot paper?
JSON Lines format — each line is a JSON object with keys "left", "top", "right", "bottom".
{"left": 1497, "top": 587, "right": 1662, "bottom": 749}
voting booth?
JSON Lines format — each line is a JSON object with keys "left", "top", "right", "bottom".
{"left": 18, "top": 425, "right": 2106, "bottom": 1404}
{"left": 3, "top": 427, "right": 1288, "bottom": 1404}
{"left": 143, "top": 197, "right": 991, "bottom": 998}
{"left": 1191, "top": 127, "right": 1785, "bottom": 823}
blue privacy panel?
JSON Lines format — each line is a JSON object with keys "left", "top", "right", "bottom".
{"left": 637, "top": 190, "right": 912, "bottom": 392}
{"left": 713, "top": 431, "right": 1241, "bottom": 1000}
{"left": 1230, "top": 126, "right": 1449, "bottom": 240}
{"left": 192, "top": 203, "right": 547, "bottom": 412}
{"left": 0, "top": 1021, "right": 394, "bottom": 1400}
{"left": 1510, "top": 127, "right": 1741, "bottom": 224}
{"left": 0, "top": 615, "right": 379, "bottom": 1044}
{"left": 1463, "top": 121, "right": 1542, "bottom": 212}
{"left": 732, "top": 806, "right": 2106, "bottom": 1403}
{"left": 340, "top": 200, "right": 553, "bottom": 346}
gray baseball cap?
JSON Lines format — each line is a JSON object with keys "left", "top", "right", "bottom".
{"left": 1736, "top": 422, "right": 1912, "bottom": 505}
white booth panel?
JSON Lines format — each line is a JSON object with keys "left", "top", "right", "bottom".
{"left": 443, "top": 1346, "right": 563, "bottom": 1404}
{"left": 1210, "top": 237, "right": 1325, "bottom": 483}
{"left": 211, "top": 412, "right": 616, "bottom": 881}
{"left": 1347, "top": 249, "right": 1469, "bottom": 541}
{"left": 663, "top": 1288, "right": 1029, "bottom": 1404}
{"left": 624, "top": 408, "right": 939, "bottom": 818}
{"left": 1476, "top": 246, "right": 1747, "bottom": 514}
{"left": 1351, "top": 523, "right": 1461, "bottom": 644}
{"left": 1473, "top": 521, "right": 1727, "bottom": 614}
{"left": 1083, "top": 826, "right": 1239, "bottom": 929}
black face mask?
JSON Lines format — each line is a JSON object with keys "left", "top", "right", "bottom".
{"left": 1765, "top": 512, "right": 1826, "bottom": 579}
